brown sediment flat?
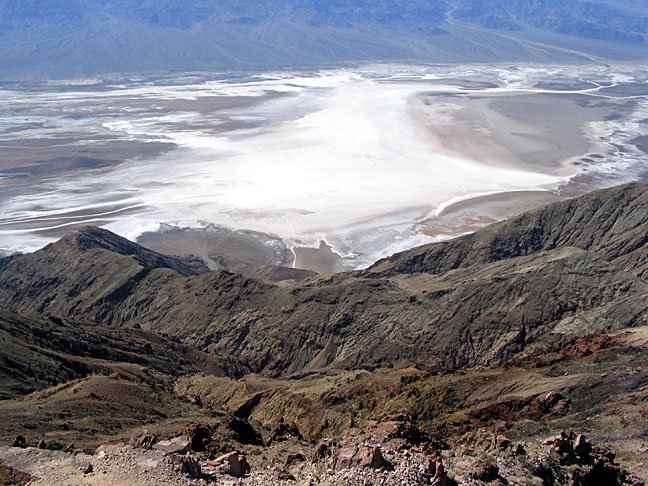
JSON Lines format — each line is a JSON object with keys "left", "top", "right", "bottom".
{"left": 138, "top": 226, "right": 347, "bottom": 277}
{"left": 556, "top": 172, "right": 631, "bottom": 198}
{"left": 0, "top": 140, "right": 175, "bottom": 172}
{"left": 420, "top": 190, "right": 564, "bottom": 238}
{"left": 293, "top": 241, "right": 347, "bottom": 275}
{"left": 140, "top": 228, "right": 349, "bottom": 275}
{"left": 414, "top": 90, "right": 628, "bottom": 177}
{"left": 138, "top": 225, "right": 292, "bottom": 272}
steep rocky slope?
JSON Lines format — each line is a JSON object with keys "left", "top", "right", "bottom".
{"left": 0, "top": 183, "right": 646, "bottom": 378}
{"left": 0, "top": 311, "right": 249, "bottom": 400}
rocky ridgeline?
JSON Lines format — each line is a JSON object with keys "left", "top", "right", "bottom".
{"left": 3, "top": 417, "right": 644, "bottom": 485}
{"left": 0, "top": 183, "right": 646, "bottom": 379}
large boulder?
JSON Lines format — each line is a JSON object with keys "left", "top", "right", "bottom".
{"left": 11, "top": 436, "right": 27, "bottom": 448}
{"left": 153, "top": 436, "right": 191, "bottom": 455}
{"left": 186, "top": 423, "right": 212, "bottom": 452}
{"left": 334, "top": 445, "right": 391, "bottom": 471}
{"left": 129, "top": 430, "right": 158, "bottom": 450}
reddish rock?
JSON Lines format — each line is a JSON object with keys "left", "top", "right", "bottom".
{"left": 371, "top": 416, "right": 429, "bottom": 445}
{"left": 335, "top": 445, "right": 391, "bottom": 471}
{"left": 204, "top": 451, "right": 251, "bottom": 478}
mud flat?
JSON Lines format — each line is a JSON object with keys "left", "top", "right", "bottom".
{"left": 420, "top": 190, "right": 564, "bottom": 237}
{"left": 137, "top": 224, "right": 292, "bottom": 273}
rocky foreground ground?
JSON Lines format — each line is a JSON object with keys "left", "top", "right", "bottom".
{"left": 0, "top": 418, "right": 644, "bottom": 485}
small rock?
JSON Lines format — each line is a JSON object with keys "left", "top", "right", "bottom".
{"left": 204, "top": 451, "right": 251, "bottom": 478}
{"left": 285, "top": 452, "right": 306, "bottom": 467}
{"left": 79, "top": 462, "right": 93, "bottom": 474}
{"left": 129, "top": 429, "right": 158, "bottom": 449}
{"left": 37, "top": 439, "right": 47, "bottom": 449}
{"left": 153, "top": 436, "right": 191, "bottom": 455}
{"left": 469, "top": 459, "right": 499, "bottom": 482}
{"left": 181, "top": 456, "right": 202, "bottom": 479}
{"left": 12, "top": 435, "right": 27, "bottom": 448}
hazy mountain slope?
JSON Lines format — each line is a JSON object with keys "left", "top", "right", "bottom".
{"left": 1, "top": 0, "right": 648, "bottom": 79}
{"left": 452, "top": 0, "right": 648, "bottom": 43}
{"left": 0, "top": 183, "right": 646, "bottom": 377}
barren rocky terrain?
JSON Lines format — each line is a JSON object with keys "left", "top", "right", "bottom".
{"left": 0, "top": 182, "right": 646, "bottom": 484}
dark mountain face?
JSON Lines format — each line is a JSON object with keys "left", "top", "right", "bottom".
{"left": 1, "top": 183, "right": 646, "bottom": 378}
{"left": 1, "top": 0, "right": 648, "bottom": 79}
{"left": 0, "top": 311, "right": 250, "bottom": 400}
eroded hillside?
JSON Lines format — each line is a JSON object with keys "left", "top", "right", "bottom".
{"left": 0, "top": 183, "right": 646, "bottom": 484}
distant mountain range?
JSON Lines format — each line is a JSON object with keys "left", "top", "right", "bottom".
{"left": 2, "top": 0, "right": 648, "bottom": 79}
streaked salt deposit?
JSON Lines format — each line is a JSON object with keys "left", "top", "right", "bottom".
{"left": 1, "top": 65, "right": 646, "bottom": 266}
